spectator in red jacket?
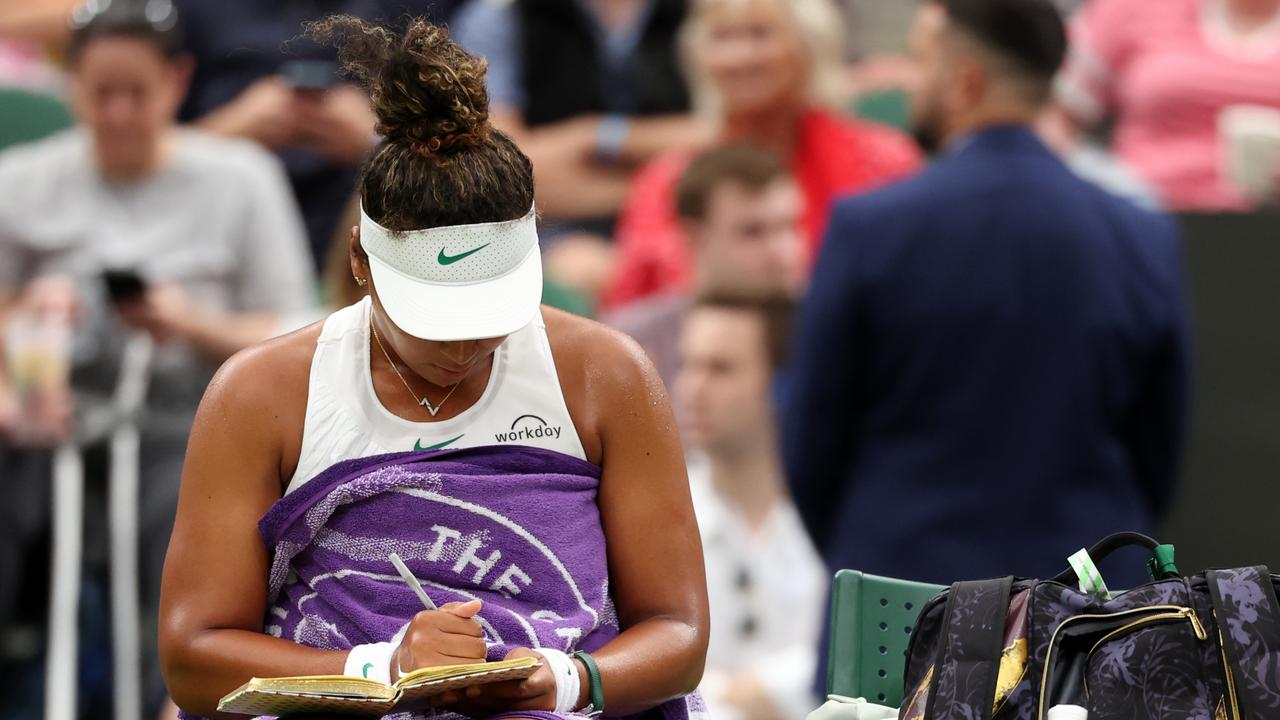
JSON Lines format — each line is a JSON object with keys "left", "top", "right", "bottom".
{"left": 603, "top": 0, "right": 922, "bottom": 310}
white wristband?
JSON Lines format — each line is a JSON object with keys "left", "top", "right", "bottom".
{"left": 534, "top": 648, "right": 581, "bottom": 713}
{"left": 344, "top": 624, "right": 408, "bottom": 685}
{"left": 345, "top": 640, "right": 398, "bottom": 684}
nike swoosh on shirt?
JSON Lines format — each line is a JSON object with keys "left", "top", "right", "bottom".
{"left": 437, "top": 244, "right": 490, "bottom": 265}
{"left": 414, "top": 434, "right": 465, "bottom": 452}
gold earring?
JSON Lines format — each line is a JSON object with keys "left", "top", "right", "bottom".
{"left": 355, "top": 276, "right": 367, "bottom": 287}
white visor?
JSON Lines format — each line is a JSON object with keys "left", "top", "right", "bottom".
{"left": 360, "top": 204, "right": 543, "bottom": 341}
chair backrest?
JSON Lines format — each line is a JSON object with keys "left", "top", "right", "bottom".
{"left": 0, "top": 88, "right": 74, "bottom": 152}
{"left": 827, "top": 570, "right": 946, "bottom": 707}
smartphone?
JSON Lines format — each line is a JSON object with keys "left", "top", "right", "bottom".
{"left": 282, "top": 59, "right": 339, "bottom": 93}
{"left": 103, "top": 268, "right": 148, "bottom": 304}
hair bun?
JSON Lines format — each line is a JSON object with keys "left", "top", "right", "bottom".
{"left": 306, "top": 15, "right": 491, "bottom": 154}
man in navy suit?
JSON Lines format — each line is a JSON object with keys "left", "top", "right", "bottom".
{"left": 782, "top": 0, "right": 1190, "bottom": 587}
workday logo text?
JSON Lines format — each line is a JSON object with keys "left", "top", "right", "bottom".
{"left": 495, "top": 414, "right": 563, "bottom": 443}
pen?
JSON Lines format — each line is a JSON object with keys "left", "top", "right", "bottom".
{"left": 389, "top": 553, "right": 438, "bottom": 610}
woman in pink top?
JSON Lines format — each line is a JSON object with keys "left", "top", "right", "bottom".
{"left": 602, "top": 0, "right": 921, "bottom": 311}
{"left": 1058, "top": 0, "right": 1280, "bottom": 211}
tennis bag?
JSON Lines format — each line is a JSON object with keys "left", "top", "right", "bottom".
{"left": 899, "top": 532, "right": 1280, "bottom": 720}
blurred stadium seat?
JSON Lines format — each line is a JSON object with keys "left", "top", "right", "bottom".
{"left": 0, "top": 89, "right": 71, "bottom": 151}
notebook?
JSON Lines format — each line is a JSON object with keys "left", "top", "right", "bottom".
{"left": 216, "top": 655, "right": 541, "bottom": 715}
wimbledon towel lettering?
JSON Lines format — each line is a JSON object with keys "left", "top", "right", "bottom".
{"left": 426, "top": 524, "right": 533, "bottom": 597}
{"left": 453, "top": 536, "right": 502, "bottom": 583}
{"left": 494, "top": 425, "right": 563, "bottom": 443}
{"left": 426, "top": 525, "right": 461, "bottom": 561}
{"left": 531, "top": 610, "right": 584, "bottom": 651}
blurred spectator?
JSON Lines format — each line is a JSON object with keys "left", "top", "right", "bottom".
{"left": 173, "top": 0, "right": 457, "bottom": 266}
{"left": 452, "top": 0, "right": 707, "bottom": 222}
{"left": 676, "top": 290, "right": 826, "bottom": 720}
{"left": 0, "top": 41, "right": 62, "bottom": 91}
{"left": 602, "top": 0, "right": 922, "bottom": 311}
{"left": 1056, "top": 0, "right": 1280, "bottom": 210}
{"left": 833, "top": 1, "right": 1161, "bottom": 211}
{"left": 0, "top": 0, "right": 78, "bottom": 92}
{"left": 605, "top": 144, "right": 801, "bottom": 389}
{"left": 0, "top": 0, "right": 79, "bottom": 42}
{"left": 452, "top": 0, "right": 710, "bottom": 302}
{"left": 783, "top": 0, "right": 1191, "bottom": 586}
{"left": 0, "top": 2, "right": 314, "bottom": 713}
{"left": 1035, "top": 107, "right": 1162, "bottom": 210}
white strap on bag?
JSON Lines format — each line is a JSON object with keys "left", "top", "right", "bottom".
{"left": 805, "top": 695, "right": 899, "bottom": 720}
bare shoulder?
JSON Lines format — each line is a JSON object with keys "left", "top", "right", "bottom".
{"left": 542, "top": 307, "right": 670, "bottom": 465}
{"left": 192, "top": 322, "right": 322, "bottom": 476}
{"left": 542, "top": 306, "right": 662, "bottom": 392}
{"left": 204, "top": 323, "right": 320, "bottom": 411}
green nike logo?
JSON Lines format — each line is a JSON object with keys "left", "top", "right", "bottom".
{"left": 414, "top": 434, "right": 464, "bottom": 452}
{"left": 438, "top": 244, "right": 490, "bottom": 265}
{"left": 361, "top": 662, "right": 375, "bottom": 678}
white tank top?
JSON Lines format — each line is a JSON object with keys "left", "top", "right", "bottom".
{"left": 286, "top": 297, "right": 587, "bottom": 494}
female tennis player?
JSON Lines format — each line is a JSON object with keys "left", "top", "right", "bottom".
{"left": 158, "top": 16, "right": 708, "bottom": 720}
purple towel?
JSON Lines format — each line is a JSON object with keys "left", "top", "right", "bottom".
{"left": 184, "top": 445, "right": 705, "bottom": 720}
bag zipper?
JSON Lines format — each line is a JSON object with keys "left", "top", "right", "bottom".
{"left": 1081, "top": 607, "right": 1208, "bottom": 699}
{"left": 1038, "top": 605, "right": 1206, "bottom": 720}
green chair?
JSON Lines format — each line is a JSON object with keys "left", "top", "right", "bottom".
{"left": 0, "top": 88, "right": 74, "bottom": 151}
{"left": 826, "top": 570, "right": 946, "bottom": 707}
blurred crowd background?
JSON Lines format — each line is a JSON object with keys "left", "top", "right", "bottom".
{"left": 1, "top": 0, "right": 1278, "bottom": 719}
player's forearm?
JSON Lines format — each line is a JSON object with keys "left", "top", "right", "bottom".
{"left": 584, "top": 615, "right": 707, "bottom": 715}
{"left": 162, "top": 627, "right": 346, "bottom": 715}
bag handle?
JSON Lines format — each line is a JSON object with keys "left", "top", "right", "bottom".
{"left": 1207, "top": 567, "right": 1280, "bottom": 718}
{"left": 1051, "top": 532, "right": 1179, "bottom": 585}
{"left": 924, "top": 577, "right": 1013, "bottom": 720}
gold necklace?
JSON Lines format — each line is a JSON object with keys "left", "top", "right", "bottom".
{"left": 370, "top": 312, "right": 462, "bottom": 417}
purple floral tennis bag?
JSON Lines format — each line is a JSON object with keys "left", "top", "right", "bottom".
{"left": 899, "top": 533, "right": 1280, "bottom": 720}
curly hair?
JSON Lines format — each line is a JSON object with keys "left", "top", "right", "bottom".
{"left": 305, "top": 15, "right": 535, "bottom": 232}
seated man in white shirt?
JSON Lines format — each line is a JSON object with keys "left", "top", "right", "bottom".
{"left": 676, "top": 290, "right": 829, "bottom": 720}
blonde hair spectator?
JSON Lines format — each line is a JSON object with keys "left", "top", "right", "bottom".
{"left": 605, "top": 0, "right": 921, "bottom": 311}
{"left": 681, "top": 0, "right": 848, "bottom": 118}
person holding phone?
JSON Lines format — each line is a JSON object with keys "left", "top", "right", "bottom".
{"left": 0, "top": 3, "right": 315, "bottom": 715}
{"left": 174, "top": 0, "right": 460, "bottom": 267}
